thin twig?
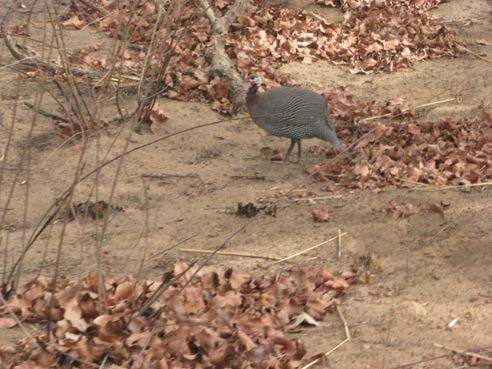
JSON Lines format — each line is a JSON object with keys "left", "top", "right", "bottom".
{"left": 433, "top": 343, "right": 492, "bottom": 362}
{"left": 142, "top": 173, "right": 200, "bottom": 180}
{"left": 0, "top": 75, "right": 22, "bottom": 292}
{"left": 76, "top": 0, "right": 111, "bottom": 16}
{"left": 135, "top": 177, "right": 150, "bottom": 279}
{"left": 337, "top": 229, "right": 342, "bottom": 259}
{"left": 399, "top": 179, "right": 431, "bottom": 187}
{"left": 0, "top": 292, "right": 36, "bottom": 340}
{"left": 413, "top": 181, "right": 492, "bottom": 191}
{"left": 295, "top": 195, "right": 343, "bottom": 202}
{"left": 387, "top": 354, "right": 451, "bottom": 369}
{"left": 425, "top": 223, "right": 453, "bottom": 243}
{"left": 275, "top": 233, "right": 347, "bottom": 264}
{"left": 439, "top": 18, "right": 475, "bottom": 26}
{"left": 138, "top": 261, "right": 197, "bottom": 316}
{"left": 458, "top": 44, "right": 492, "bottom": 64}
{"left": 179, "top": 248, "right": 281, "bottom": 261}
{"left": 147, "top": 233, "right": 199, "bottom": 261}
{"left": 337, "top": 305, "right": 351, "bottom": 340}
{"left": 0, "top": 56, "right": 38, "bottom": 70}
{"left": 130, "top": 328, "right": 155, "bottom": 369}
{"left": 361, "top": 98, "right": 456, "bottom": 122}
{"left": 23, "top": 102, "right": 68, "bottom": 122}
{"left": 301, "top": 306, "right": 351, "bottom": 369}
{"left": 230, "top": 175, "right": 266, "bottom": 181}
{"left": 41, "top": 132, "right": 83, "bottom": 165}
{"left": 98, "top": 354, "right": 109, "bottom": 369}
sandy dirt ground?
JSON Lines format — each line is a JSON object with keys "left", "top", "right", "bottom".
{"left": 0, "top": 0, "right": 491, "bottom": 368}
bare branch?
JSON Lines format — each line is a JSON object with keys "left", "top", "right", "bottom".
{"left": 75, "top": 0, "right": 111, "bottom": 17}
{"left": 196, "top": 0, "right": 226, "bottom": 33}
{"left": 223, "top": 0, "right": 249, "bottom": 29}
{"left": 204, "top": 38, "right": 247, "bottom": 111}
{"left": 196, "top": 0, "right": 250, "bottom": 112}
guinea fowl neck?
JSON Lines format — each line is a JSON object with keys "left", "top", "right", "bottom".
{"left": 247, "top": 84, "right": 260, "bottom": 104}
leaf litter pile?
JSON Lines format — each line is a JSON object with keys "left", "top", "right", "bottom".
{"left": 0, "top": 262, "right": 356, "bottom": 368}
{"left": 61, "top": 0, "right": 462, "bottom": 113}
{"left": 309, "top": 90, "right": 491, "bottom": 189}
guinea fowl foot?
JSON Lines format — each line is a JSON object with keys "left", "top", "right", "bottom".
{"left": 283, "top": 138, "right": 303, "bottom": 164}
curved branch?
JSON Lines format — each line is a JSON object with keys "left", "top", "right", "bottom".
{"left": 223, "top": 0, "right": 249, "bottom": 29}
{"left": 204, "top": 38, "right": 247, "bottom": 111}
{"left": 196, "top": 0, "right": 251, "bottom": 113}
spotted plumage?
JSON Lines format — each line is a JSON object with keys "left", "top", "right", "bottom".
{"left": 246, "top": 74, "right": 340, "bottom": 163}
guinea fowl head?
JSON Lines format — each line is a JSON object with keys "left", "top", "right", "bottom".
{"left": 247, "top": 74, "right": 262, "bottom": 95}
{"left": 247, "top": 74, "right": 262, "bottom": 86}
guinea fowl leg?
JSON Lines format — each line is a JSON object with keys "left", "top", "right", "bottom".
{"left": 283, "top": 138, "right": 296, "bottom": 162}
{"left": 296, "top": 139, "right": 302, "bottom": 163}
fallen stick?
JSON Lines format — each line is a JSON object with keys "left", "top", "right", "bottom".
{"left": 275, "top": 233, "right": 347, "bottom": 264}
{"left": 433, "top": 343, "right": 492, "bottom": 362}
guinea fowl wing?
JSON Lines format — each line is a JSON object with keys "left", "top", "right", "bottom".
{"left": 252, "top": 87, "right": 327, "bottom": 126}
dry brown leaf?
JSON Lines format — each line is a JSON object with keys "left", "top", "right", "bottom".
{"left": 476, "top": 39, "right": 492, "bottom": 46}
{"left": 288, "top": 312, "right": 319, "bottom": 330}
{"left": 0, "top": 317, "right": 17, "bottom": 329}
{"left": 312, "top": 208, "right": 331, "bottom": 222}
{"left": 61, "top": 15, "right": 86, "bottom": 29}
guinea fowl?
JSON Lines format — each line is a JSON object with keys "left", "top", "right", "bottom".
{"left": 246, "top": 74, "right": 340, "bottom": 163}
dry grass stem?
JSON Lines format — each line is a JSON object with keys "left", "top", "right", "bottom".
{"left": 399, "top": 179, "right": 432, "bottom": 187}
{"left": 295, "top": 195, "right": 343, "bottom": 202}
{"left": 301, "top": 306, "right": 351, "bottom": 369}
{"left": 361, "top": 98, "right": 456, "bottom": 122}
{"left": 387, "top": 354, "right": 451, "bottom": 369}
{"left": 433, "top": 343, "right": 492, "bottom": 362}
{"left": 135, "top": 178, "right": 151, "bottom": 279}
{"left": 179, "top": 248, "right": 281, "bottom": 260}
{"left": 413, "top": 181, "right": 492, "bottom": 191}
{"left": 337, "top": 229, "right": 342, "bottom": 259}
{"left": 337, "top": 305, "right": 351, "bottom": 340}
{"left": 275, "top": 233, "right": 347, "bottom": 264}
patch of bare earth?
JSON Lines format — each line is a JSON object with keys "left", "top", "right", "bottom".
{"left": 0, "top": 0, "right": 491, "bottom": 368}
